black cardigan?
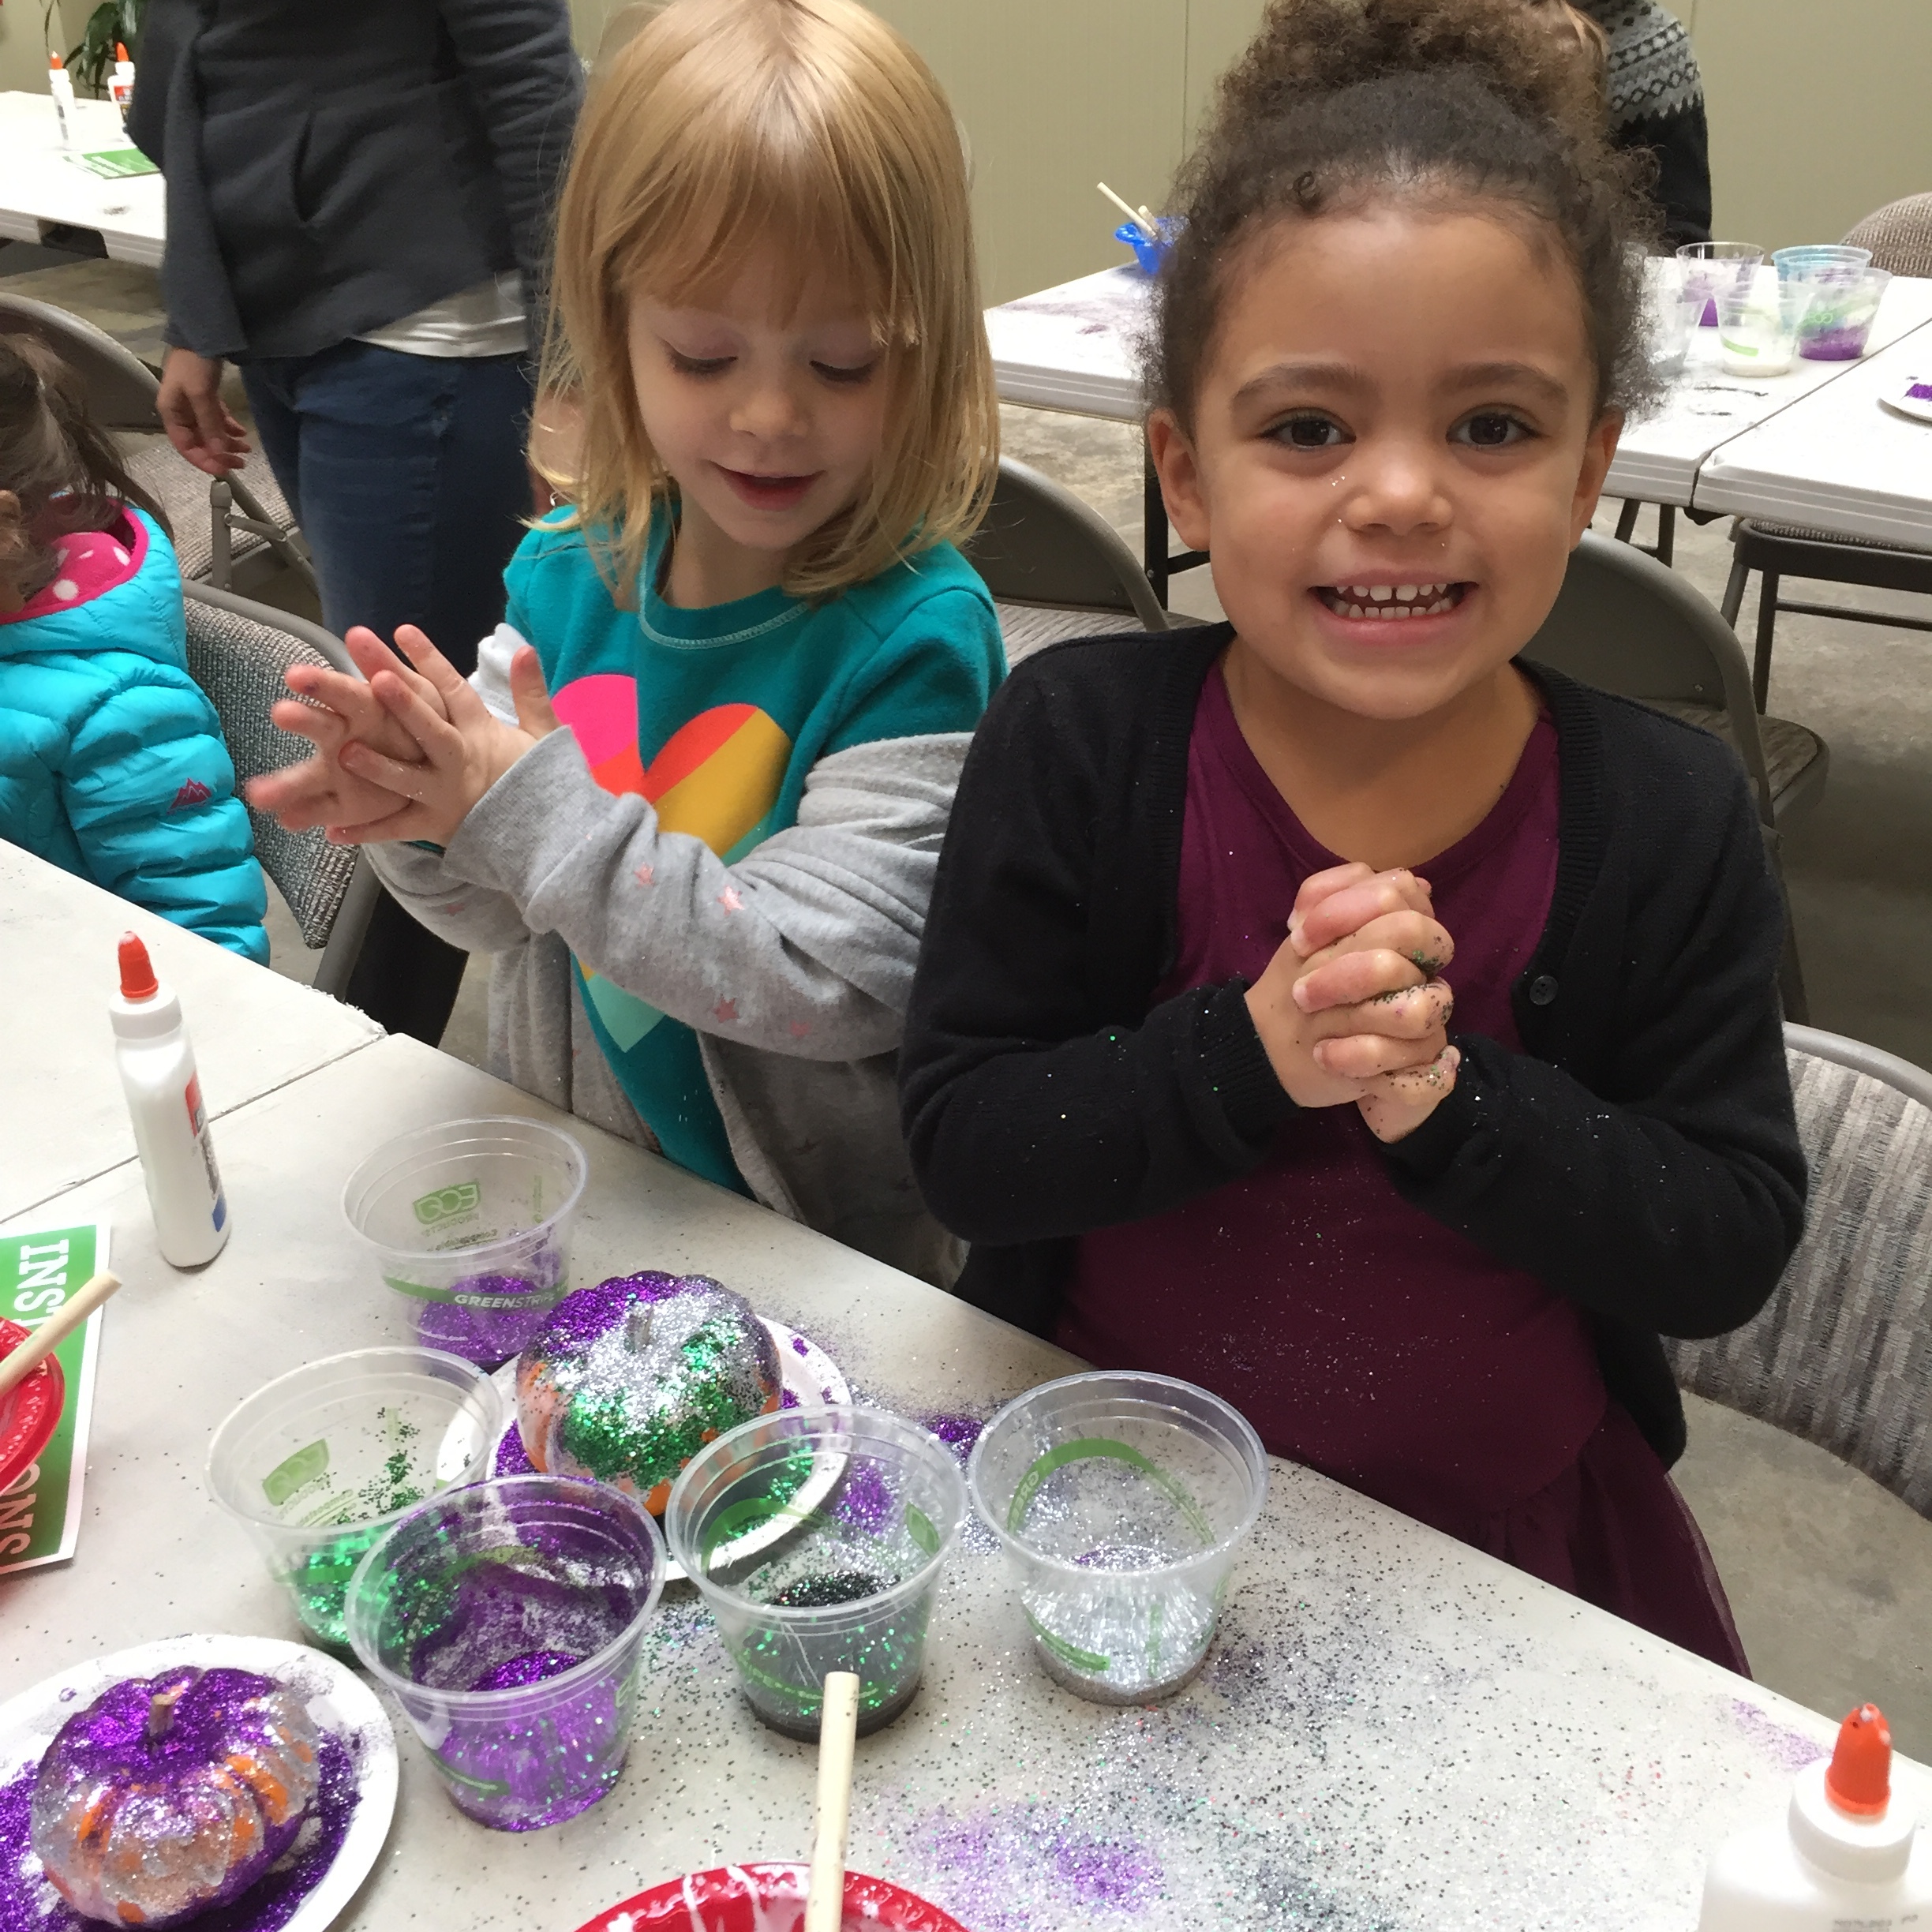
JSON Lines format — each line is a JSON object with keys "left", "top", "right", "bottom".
{"left": 130, "top": 0, "right": 582, "bottom": 361}
{"left": 900, "top": 628, "right": 1807, "bottom": 1468}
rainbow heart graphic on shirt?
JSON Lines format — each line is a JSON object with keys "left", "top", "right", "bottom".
{"left": 550, "top": 673, "right": 792, "bottom": 1050}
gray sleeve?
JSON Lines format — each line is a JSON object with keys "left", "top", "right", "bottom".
{"left": 438, "top": 0, "right": 584, "bottom": 300}
{"left": 404, "top": 727, "right": 968, "bottom": 1058}
{"left": 365, "top": 841, "right": 536, "bottom": 956}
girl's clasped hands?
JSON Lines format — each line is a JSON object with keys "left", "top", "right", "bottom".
{"left": 247, "top": 625, "right": 552, "bottom": 848}
{"left": 1245, "top": 859, "right": 1458, "bottom": 1145}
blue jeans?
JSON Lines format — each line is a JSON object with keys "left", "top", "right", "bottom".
{"left": 242, "top": 341, "right": 534, "bottom": 1040}
{"left": 242, "top": 340, "right": 534, "bottom": 675}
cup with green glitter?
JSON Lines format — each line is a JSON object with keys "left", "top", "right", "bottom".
{"left": 665, "top": 1404, "right": 966, "bottom": 1739}
{"left": 968, "top": 1371, "right": 1267, "bottom": 1705}
{"left": 206, "top": 1346, "right": 506, "bottom": 1650}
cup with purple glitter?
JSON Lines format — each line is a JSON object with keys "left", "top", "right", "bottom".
{"left": 342, "top": 1116, "right": 587, "bottom": 1368}
{"left": 968, "top": 1372, "right": 1267, "bottom": 1705}
{"left": 1792, "top": 269, "right": 1890, "bottom": 361}
{"left": 345, "top": 1474, "right": 664, "bottom": 1830}
{"left": 1676, "top": 240, "right": 1763, "bottom": 327}
{"left": 207, "top": 1346, "right": 507, "bottom": 1653}
{"left": 666, "top": 1405, "right": 966, "bottom": 1741}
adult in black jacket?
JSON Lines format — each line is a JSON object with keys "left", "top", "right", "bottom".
{"left": 129, "top": 0, "right": 582, "bottom": 1043}
{"left": 900, "top": 633, "right": 1806, "bottom": 1471}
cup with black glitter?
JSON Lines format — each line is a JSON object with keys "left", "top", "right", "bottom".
{"left": 342, "top": 1117, "right": 587, "bottom": 1368}
{"left": 968, "top": 1371, "right": 1267, "bottom": 1705}
{"left": 206, "top": 1346, "right": 507, "bottom": 1652}
{"left": 666, "top": 1405, "right": 966, "bottom": 1740}
{"left": 345, "top": 1473, "right": 665, "bottom": 1829}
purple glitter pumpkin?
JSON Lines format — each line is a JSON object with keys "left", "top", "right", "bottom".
{"left": 515, "top": 1271, "right": 781, "bottom": 1514}
{"left": 29, "top": 1666, "right": 323, "bottom": 1927}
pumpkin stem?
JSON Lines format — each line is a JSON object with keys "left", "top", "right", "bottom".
{"left": 625, "top": 1303, "right": 653, "bottom": 1353}
{"left": 146, "top": 1685, "right": 187, "bottom": 1742}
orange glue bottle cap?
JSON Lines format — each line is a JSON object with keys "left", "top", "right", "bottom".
{"left": 118, "top": 931, "right": 159, "bottom": 1003}
{"left": 1825, "top": 1704, "right": 1892, "bottom": 1819}
{"left": 116, "top": 42, "right": 130, "bottom": 60}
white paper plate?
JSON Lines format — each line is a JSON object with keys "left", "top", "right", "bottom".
{"left": 0, "top": 1633, "right": 396, "bottom": 1932}
{"left": 488, "top": 1317, "right": 851, "bottom": 1582}
{"left": 1879, "top": 377, "right": 1932, "bottom": 425}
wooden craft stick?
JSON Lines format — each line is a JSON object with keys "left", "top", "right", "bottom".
{"left": 0, "top": 1271, "right": 121, "bottom": 1398}
{"left": 1096, "top": 182, "right": 1157, "bottom": 238}
{"left": 804, "top": 1671, "right": 861, "bottom": 1932}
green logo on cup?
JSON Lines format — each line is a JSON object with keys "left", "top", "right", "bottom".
{"left": 262, "top": 1438, "right": 330, "bottom": 1509}
{"left": 413, "top": 1181, "right": 481, "bottom": 1228}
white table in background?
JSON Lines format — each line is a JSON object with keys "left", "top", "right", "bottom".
{"left": 0, "top": 847, "right": 380, "bottom": 1225}
{"left": 0, "top": 91, "right": 164, "bottom": 267}
{"left": 1694, "top": 328, "right": 1932, "bottom": 547}
{"left": 983, "top": 263, "right": 1932, "bottom": 563}
{"left": 4, "top": 1010, "right": 1915, "bottom": 1930}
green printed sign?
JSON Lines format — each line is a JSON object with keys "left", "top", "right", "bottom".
{"left": 0, "top": 1222, "right": 108, "bottom": 1575}
{"left": 74, "top": 148, "right": 157, "bottom": 178}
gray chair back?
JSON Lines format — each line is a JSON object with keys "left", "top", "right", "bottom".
{"left": 964, "top": 457, "right": 1169, "bottom": 661}
{"left": 1524, "top": 530, "right": 1777, "bottom": 825}
{"left": 181, "top": 582, "right": 377, "bottom": 998}
{"left": 1843, "top": 192, "right": 1932, "bottom": 279}
{"left": 1666, "top": 1026, "right": 1932, "bottom": 1520}
{"left": 0, "top": 289, "right": 163, "bottom": 429}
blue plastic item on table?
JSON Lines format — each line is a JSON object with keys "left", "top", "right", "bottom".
{"left": 1115, "top": 217, "right": 1178, "bottom": 276}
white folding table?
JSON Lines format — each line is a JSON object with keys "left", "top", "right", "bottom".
{"left": 2, "top": 837, "right": 1919, "bottom": 1930}
{"left": 0, "top": 91, "right": 164, "bottom": 268}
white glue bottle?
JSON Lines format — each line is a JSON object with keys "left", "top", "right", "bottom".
{"left": 109, "top": 43, "right": 135, "bottom": 127}
{"left": 1699, "top": 1704, "right": 1932, "bottom": 1930}
{"left": 110, "top": 933, "right": 231, "bottom": 1267}
{"left": 47, "top": 54, "right": 77, "bottom": 150}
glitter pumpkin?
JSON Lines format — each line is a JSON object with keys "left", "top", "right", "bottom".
{"left": 515, "top": 1272, "right": 781, "bottom": 1513}
{"left": 28, "top": 1666, "right": 324, "bottom": 1929}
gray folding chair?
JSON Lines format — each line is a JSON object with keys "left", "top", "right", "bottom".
{"left": 1666, "top": 1024, "right": 1932, "bottom": 1522}
{"left": 1523, "top": 530, "right": 1825, "bottom": 1017}
{"left": 0, "top": 290, "right": 316, "bottom": 596}
{"left": 963, "top": 457, "right": 1170, "bottom": 666}
{"left": 181, "top": 581, "right": 379, "bottom": 998}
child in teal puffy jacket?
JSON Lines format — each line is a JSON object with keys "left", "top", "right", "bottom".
{"left": 0, "top": 337, "right": 267, "bottom": 960}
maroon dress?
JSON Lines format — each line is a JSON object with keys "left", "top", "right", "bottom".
{"left": 1061, "top": 664, "right": 1747, "bottom": 1672}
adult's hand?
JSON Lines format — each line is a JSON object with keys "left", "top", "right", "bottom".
{"left": 156, "top": 348, "right": 251, "bottom": 476}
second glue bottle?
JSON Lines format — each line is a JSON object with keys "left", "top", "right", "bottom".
{"left": 110, "top": 933, "right": 230, "bottom": 1267}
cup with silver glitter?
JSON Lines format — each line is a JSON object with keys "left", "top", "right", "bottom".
{"left": 205, "top": 1346, "right": 507, "bottom": 1652}
{"left": 968, "top": 1371, "right": 1267, "bottom": 1705}
{"left": 345, "top": 1474, "right": 665, "bottom": 1829}
{"left": 666, "top": 1405, "right": 966, "bottom": 1740}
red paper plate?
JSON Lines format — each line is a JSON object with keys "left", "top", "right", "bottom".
{"left": 0, "top": 1319, "right": 65, "bottom": 1495}
{"left": 572, "top": 1863, "right": 969, "bottom": 1932}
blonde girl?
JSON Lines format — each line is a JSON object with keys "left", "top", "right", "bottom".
{"left": 251, "top": 0, "right": 1003, "bottom": 1286}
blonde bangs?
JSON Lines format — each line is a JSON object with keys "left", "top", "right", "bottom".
{"left": 539, "top": 0, "right": 998, "bottom": 603}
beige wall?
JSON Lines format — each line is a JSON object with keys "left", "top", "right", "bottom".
{"left": 0, "top": 1, "right": 101, "bottom": 99}
{"left": 1689, "top": 0, "right": 1932, "bottom": 250}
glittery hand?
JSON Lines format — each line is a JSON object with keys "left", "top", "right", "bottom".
{"left": 1356, "top": 1044, "right": 1462, "bottom": 1143}
{"left": 247, "top": 625, "right": 452, "bottom": 837}
{"left": 328, "top": 629, "right": 559, "bottom": 846}
{"left": 1286, "top": 861, "right": 1435, "bottom": 960}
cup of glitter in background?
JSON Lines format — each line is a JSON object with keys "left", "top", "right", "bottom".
{"left": 1676, "top": 240, "right": 1763, "bottom": 326}
{"left": 1718, "top": 280, "right": 1817, "bottom": 376}
{"left": 1773, "top": 242, "right": 1872, "bottom": 288}
{"left": 666, "top": 1404, "right": 966, "bottom": 1740}
{"left": 1646, "top": 256, "right": 1705, "bottom": 380}
{"left": 342, "top": 1116, "right": 587, "bottom": 1368}
{"left": 346, "top": 1473, "right": 665, "bottom": 1830}
{"left": 968, "top": 1371, "right": 1267, "bottom": 1705}
{"left": 1792, "top": 268, "right": 1889, "bottom": 361}
{"left": 206, "top": 1346, "right": 505, "bottom": 1650}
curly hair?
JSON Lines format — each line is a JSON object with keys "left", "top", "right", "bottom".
{"left": 1151, "top": 0, "right": 1661, "bottom": 431}
{"left": 0, "top": 335, "right": 167, "bottom": 603}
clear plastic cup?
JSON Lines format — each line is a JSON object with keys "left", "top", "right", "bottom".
{"left": 1719, "top": 281, "right": 1817, "bottom": 375}
{"left": 1773, "top": 243, "right": 1873, "bottom": 289}
{"left": 206, "top": 1346, "right": 505, "bottom": 1650}
{"left": 1677, "top": 241, "right": 1763, "bottom": 326}
{"left": 345, "top": 1474, "right": 664, "bottom": 1831}
{"left": 1795, "top": 268, "right": 1889, "bottom": 360}
{"left": 341, "top": 1117, "right": 587, "bottom": 1368}
{"left": 1646, "top": 257, "right": 1705, "bottom": 379}
{"left": 665, "top": 1405, "right": 966, "bottom": 1740}
{"left": 968, "top": 1371, "right": 1267, "bottom": 1705}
